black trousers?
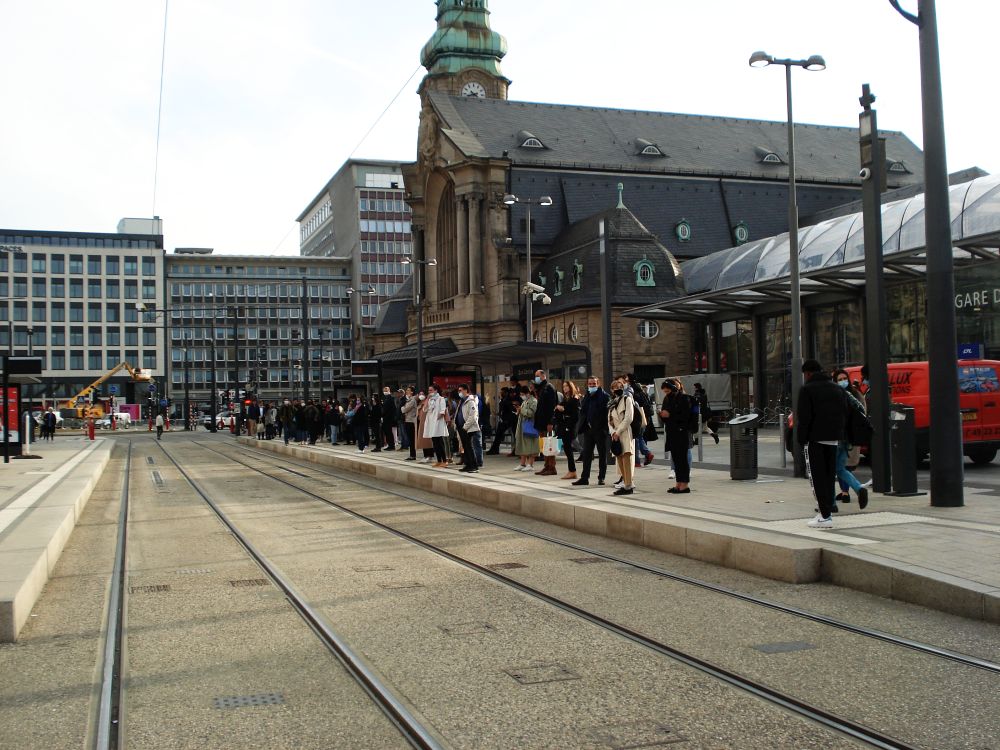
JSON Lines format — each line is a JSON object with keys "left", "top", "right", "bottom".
{"left": 459, "top": 429, "right": 477, "bottom": 469}
{"left": 382, "top": 421, "right": 396, "bottom": 448}
{"left": 559, "top": 429, "right": 576, "bottom": 472}
{"left": 488, "top": 419, "right": 510, "bottom": 453}
{"left": 432, "top": 436, "right": 447, "bottom": 463}
{"left": 405, "top": 423, "right": 416, "bottom": 458}
{"left": 807, "top": 442, "right": 838, "bottom": 519}
{"left": 579, "top": 430, "right": 608, "bottom": 482}
{"left": 666, "top": 430, "right": 691, "bottom": 484}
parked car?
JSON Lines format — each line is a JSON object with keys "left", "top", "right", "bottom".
{"left": 97, "top": 413, "right": 133, "bottom": 429}
{"left": 32, "top": 410, "right": 64, "bottom": 428}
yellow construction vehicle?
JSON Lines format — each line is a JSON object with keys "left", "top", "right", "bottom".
{"left": 60, "top": 362, "right": 155, "bottom": 418}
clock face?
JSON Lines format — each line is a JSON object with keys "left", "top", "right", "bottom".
{"left": 461, "top": 81, "right": 487, "bottom": 98}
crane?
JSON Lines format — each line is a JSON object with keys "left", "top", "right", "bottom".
{"left": 60, "top": 362, "right": 154, "bottom": 418}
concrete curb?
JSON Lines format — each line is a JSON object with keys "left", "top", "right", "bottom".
{"left": 0, "top": 442, "right": 114, "bottom": 642}
{"left": 239, "top": 438, "right": 1000, "bottom": 623}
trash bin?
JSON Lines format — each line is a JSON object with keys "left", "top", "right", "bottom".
{"left": 890, "top": 403, "right": 919, "bottom": 495}
{"left": 728, "top": 413, "right": 762, "bottom": 480}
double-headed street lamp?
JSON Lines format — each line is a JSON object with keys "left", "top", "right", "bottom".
{"left": 401, "top": 255, "right": 438, "bottom": 391}
{"left": 749, "top": 50, "right": 826, "bottom": 478}
{"left": 503, "top": 193, "right": 552, "bottom": 341}
{"left": 346, "top": 284, "right": 377, "bottom": 360}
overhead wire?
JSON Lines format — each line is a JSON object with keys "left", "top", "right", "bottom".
{"left": 151, "top": 0, "right": 170, "bottom": 217}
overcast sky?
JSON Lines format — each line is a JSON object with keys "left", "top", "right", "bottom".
{"left": 1, "top": 1, "right": 996, "bottom": 255}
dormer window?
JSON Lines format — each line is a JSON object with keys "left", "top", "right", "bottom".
{"left": 755, "top": 146, "right": 784, "bottom": 165}
{"left": 635, "top": 138, "right": 665, "bottom": 157}
{"left": 517, "top": 130, "right": 545, "bottom": 149}
{"left": 888, "top": 160, "right": 911, "bottom": 174}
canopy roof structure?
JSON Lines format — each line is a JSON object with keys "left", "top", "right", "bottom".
{"left": 625, "top": 174, "right": 1000, "bottom": 321}
{"left": 428, "top": 341, "right": 591, "bottom": 377}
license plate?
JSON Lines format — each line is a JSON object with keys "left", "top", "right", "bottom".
{"left": 962, "top": 411, "right": 978, "bottom": 421}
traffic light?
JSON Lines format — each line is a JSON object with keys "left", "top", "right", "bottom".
{"left": 243, "top": 398, "right": 252, "bottom": 407}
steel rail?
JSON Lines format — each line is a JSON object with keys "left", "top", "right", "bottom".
{"left": 192, "top": 441, "right": 919, "bottom": 750}
{"left": 94, "top": 441, "right": 131, "bottom": 750}
{"left": 224, "top": 440, "right": 1000, "bottom": 676}
{"left": 154, "top": 441, "right": 443, "bottom": 750}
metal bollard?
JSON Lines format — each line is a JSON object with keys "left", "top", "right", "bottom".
{"left": 779, "top": 410, "right": 787, "bottom": 469}
{"left": 88, "top": 418, "right": 95, "bottom": 441}
{"left": 23, "top": 413, "right": 31, "bottom": 456}
{"left": 696, "top": 412, "right": 703, "bottom": 463}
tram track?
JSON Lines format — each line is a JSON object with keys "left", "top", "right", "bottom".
{"left": 184, "top": 439, "right": 930, "bottom": 750}
{"left": 220, "top": 439, "right": 1000, "bottom": 676}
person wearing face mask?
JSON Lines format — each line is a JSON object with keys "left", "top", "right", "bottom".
{"left": 532, "top": 369, "right": 559, "bottom": 476}
{"left": 607, "top": 378, "right": 636, "bottom": 495}
{"left": 414, "top": 391, "right": 435, "bottom": 462}
{"left": 832, "top": 369, "right": 869, "bottom": 511}
{"left": 572, "top": 376, "right": 609, "bottom": 486}
{"left": 555, "top": 381, "right": 581, "bottom": 479}
{"left": 278, "top": 398, "right": 295, "bottom": 445}
{"left": 456, "top": 384, "right": 482, "bottom": 473}
{"left": 423, "top": 384, "right": 450, "bottom": 467}
{"left": 381, "top": 387, "right": 398, "bottom": 450}
{"left": 401, "top": 386, "right": 419, "bottom": 459}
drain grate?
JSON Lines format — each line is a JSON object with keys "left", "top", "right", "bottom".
{"left": 212, "top": 692, "right": 285, "bottom": 710}
{"left": 438, "top": 622, "right": 495, "bottom": 636}
{"left": 130, "top": 584, "right": 171, "bottom": 594}
{"left": 569, "top": 556, "right": 611, "bottom": 565}
{"left": 145, "top": 456, "right": 155, "bottom": 465}
{"left": 174, "top": 568, "right": 213, "bottom": 575}
{"left": 352, "top": 565, "right": 394, "bottom": 573}
{"left": 377, "top": 581, "right": 424, "bottom": 589}
{"left": 503, "top": 663, "right": 581, "bottom": 685}
{"left": 150, "top": 471, "right": 165, "bottom": 487}
{"left": 229, "top": 578, "right": 270, "bottom": 588}
{"left": 486, "top": 562, "right": 528, "bottom": 571}
{"left": 589, "top": 720, "right": 686, "bottom": 748}
{"left": 752, "top": 641, "right": 817, "bottom": 654}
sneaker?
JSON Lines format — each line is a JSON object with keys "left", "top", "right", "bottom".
{"left": 712, "top": 433, "right": 720, "bottom": 445}
{"left": 857, "top": 487, "right": 869, "bottom": 510}
{"left": 598, "top": 479, "right": 606, "bottom": 486}
{"left": 644, "top": 452, "right": 654, "bottom": 466}
{"left": 807, "top": 515, "right": 833, "bottom": 529}
{"left": 357, "top": 448, "right": 365, "bottom": 453}
{"left": 861, "top": 479, "right": 873, "bottom": 489}
{"left": 613, "top": 487, "right": 634, "bottom": 496}
{"left": 571, "top": 479, "right": 589, "bottom": 486}
{"left": 667, "top": 470, "right": 675, "bottom": 479}
{"left": 420, "top": 457, "right": 431, "bottom": 463}
{"left": 614, "top": 479, "right": 624, "bottom": 489}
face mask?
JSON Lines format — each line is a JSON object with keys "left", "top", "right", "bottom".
{"left": 613, "top": 388, "right": 624, "bottom": 396}
{"left": 284, "top": 400, "right": 289, "bottom": 405}
{"left": 837, "top": 380, "right": 849, "bottom": 389}
{"left": 587, "top": 386, "right": 597, "bottom": 394}
{"left": 534, "top": 376, "right": 542, "bottom": 384}
{"left": 383, "top": 390, "right": 390, "bottom": 396}
{"left": 418, "top": 394, "right": 425, "bottom": 401}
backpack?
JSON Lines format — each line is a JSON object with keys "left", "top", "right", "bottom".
{"left": 845, "top": 392, "right": 873, "bottom": 446}
{"left": 686, "top": 395, "right": 702, "bottom": 434}
{"left": 630, "top": 395, "right": 647, "bottom": 438}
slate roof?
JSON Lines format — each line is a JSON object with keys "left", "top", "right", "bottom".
{"left": 428, "top": 92, "right": 925, "bottom": 186}
{"left": 373, "top": 276, "right": 413, "bottom": 335}
{"left": 533, "top": 203, "right": 684, "bottom": 317}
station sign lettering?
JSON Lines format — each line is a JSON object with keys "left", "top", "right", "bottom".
{"left": 955, "top": 288, "right": 1000, "bottom": 309}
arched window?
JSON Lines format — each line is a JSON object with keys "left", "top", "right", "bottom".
{"left": 437, "top": 183, "right": 458, "bottom": 299}
{"left": 638, "top": 320, "right": 659, "bottom": 339}
{"left": 568, "top": 323, "right": 579, "bottom": 342}
{"left": 550, "top": 327, "right": 560, "bottom": 343}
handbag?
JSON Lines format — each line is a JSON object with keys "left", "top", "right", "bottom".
{"left": 541, "top": 434, "right": 558, "bottom": 457}
{"left": 522, "top": 419, "right": 539, "bottom": 437}
{"left": 610, "top": 436, "right": 624, "bottom": 457}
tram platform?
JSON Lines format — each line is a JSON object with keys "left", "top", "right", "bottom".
{"left": 240, "top": 435, "right": 1000, "bottom": 625}
{"left": 0, "top": 437, "right": 113, "bottom": 641}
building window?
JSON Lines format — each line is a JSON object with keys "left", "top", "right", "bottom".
{"left": 70, "top": 280, "right": 83, "bottom": 298}
{"left": 69, "top": 255, "right": 83, "bottom": 274}
{"left": 51, "top": 254, "right": 65, "bottom": 273}
{"left": 88, "top": 255, "right": 101, "bottom": 274}
{"left": 31, "top": 255, "right": 46, "bottom": 273}
{"left": 761, "top": 152, "right": 783, "bottom": 164}
{"left": 13, "top": 255, "right": 26, "bottom": 273}
{"left": 88, "top": 303, "right": 102, "bottom": 322}
{"left": 640, "top": 144, "right": 663, "bottom": 156}
{"left": 124, "top": 256, "right": 137, "bottom": 275}
{"left": 71, "top": 351, "right": 84, "bottom": 370}
{"left": 51, "top": 279, "right": 65, "bottom": 297}
{"left": 32, "top": 302, "right": 46, "bottom": 322}
{"left": 550, "top": 326, "right": 560, "bottom": 344}
{"left": 125, "top": 281, "right": 138, "bottom": 299}
{"left": 142, "top": 257, "right": 155, "bottom": 276}
{"left": 14, "top": 278, "right": 27, "bottom": 297}
{"left": 32, "top": 278, "right": 46, "bottom": 297}
{"left": 107, "top": 280, "right": 120, "bottom": 298}
{"left": 88, "top": 280, "right": 102, "bottom": 297}
{"left": 568, "top": 323, "right": 579, "bottom": 342}
{"left": 633, "top": 257, "right": 655, "bottom": 287}
{"left": 733, "top": 221, "right": 750, "bottom": 245}
{"left": 70, "top": 303, "right": 83, "bottom": 322}
{"left": 106, "top": 256, "right": 119, "bottom": 274}
{"left": 143, "top": 353, "right": 157, "bottom": 370}
{"left": 437, "top": 182, "right": 458, "bottom": 299}
{"left": 521, "top": 137, "right": 544, "bottom": 149}
{"left": 88, "top": 327, "right": 102, "bottom": 346}
{"left": 106, "top": 305, "right": 120, "bottom": 322}
{"left": 51, "top": 327, "right": 65, "bottom": 346}
{"left": 675, "top": 219, "right": 692, "bottom": 243}
{"left": 51, "top": 352, "right": 66, "bottom": 370}
{"left": 51, "top": 304, "right": 65, "bottom": 322}
{"left": 142, "top": 281, "right": 156, "bottom": 299}
{"left": 638, "top": 320, "right": 659, "bottom": 339}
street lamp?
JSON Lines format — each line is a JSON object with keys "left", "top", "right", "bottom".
{"left": 749, "top": 50, "right": 825, "bottom": 478}
{"left": 346, "top": 284, "right": 377, "bottom": 359}
{"left": 503, "top": 194, "right": 552, "bottom": 341}
{"left": 401, "top": 256, "right": 438, "bottom": 391}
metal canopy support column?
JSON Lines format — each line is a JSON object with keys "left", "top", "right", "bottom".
{"left": 599, "top": 219, "right": 613, "bottom": 388}
{"left": 302, "top": 277, "right": 310, "bottom": 402}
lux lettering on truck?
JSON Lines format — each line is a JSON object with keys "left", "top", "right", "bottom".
{"left": 954, "top": 288, "right": 1000, "bottom": 308}
{"left": 889, "top": 370, "right": 913, "bottom": 395}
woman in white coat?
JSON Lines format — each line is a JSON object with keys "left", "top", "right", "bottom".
{"left": 422, "top": 383, "right": 450, "bottom": 467}
{"left": 607, "top": 377, "right": 636, "bottom": 496}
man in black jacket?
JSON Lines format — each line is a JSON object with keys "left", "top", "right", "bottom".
{"left": 533, "top": 369, "right": 559, "bottom": 476}
{"left": 487, "top": 387, "right": 514, "bottom": 454}
{"left": 797, "top": 359, "right": 848, "bottom": 528}
{"left": 572, "top": 376, "right": 610, "bottom": 486}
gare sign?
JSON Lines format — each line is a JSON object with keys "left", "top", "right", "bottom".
{"left": 955, "top": 288, "right": 1000, "bottom": 309}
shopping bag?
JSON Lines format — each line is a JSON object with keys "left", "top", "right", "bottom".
{"left": 541, "top": 434, "right": 559, "bottom": 457}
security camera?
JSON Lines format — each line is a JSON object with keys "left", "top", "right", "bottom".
{"left": 859, "top": 167, "right": 872, "bottom": 181}
{"left": 536, "top": 293, "right": 552, "bottom": 305}
{"left": 523, "top": 282, "right": 545, "bottom": 294}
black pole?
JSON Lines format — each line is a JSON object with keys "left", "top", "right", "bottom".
{"left": 599, "top": 218, "right": 613, "bottom": 388}
{"left": 302, "top": 277, "right": 310, "bottom": 401}
{"left": 414, "top": 228, "right": 426, "bottom": 391}
{"left": 859, "top": 85, "right": 892, "bottom": 494}
{"left": 918, "top": 0, "right": 964, "bottom": 506}
{"left": 3, "top": 361, "right": 9, "bottom": 464}
{"left": 232, "top": 306, "right": 241, "bottom": 435}
{"left": 184, "top": 346, "right": 191, "bottom": 431}
{"left": 209, "top": 338, "right": 218, "bottom": 433}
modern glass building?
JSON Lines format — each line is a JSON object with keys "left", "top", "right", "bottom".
{"left": 0, "top": 222, "right": 166, "bottom": 408}
{"left": 164, "top": 251, "right": 352, "bottom": 411}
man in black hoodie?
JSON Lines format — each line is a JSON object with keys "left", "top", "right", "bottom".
{"left": 797, "top": 359, "right": 848, "bottom": 528}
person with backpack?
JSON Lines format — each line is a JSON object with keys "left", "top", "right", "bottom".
{"left": 659, "top": 379, "right": 695, "bottom": 494}
{"left": 625, "top": 374, "right": 656, "bottom": 467}
{"left": 833, "top": 369, "right": 870, "bottom": 510}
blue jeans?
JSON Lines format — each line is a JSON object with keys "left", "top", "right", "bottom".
{"left": 836, "top": 442, "right": 862, "bottom": 493}
{"left": 283, "top": 424, "right": 291, "bottom": 445}
{"left": 328, "top": 425, "right": 339, "bottom": 444}
{"left": 471, "top": 430, "right": 483, "bottom": 467}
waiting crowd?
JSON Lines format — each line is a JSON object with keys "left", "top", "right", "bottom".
{"left": 239, "top": 370, "right": 711, "bottom": 496}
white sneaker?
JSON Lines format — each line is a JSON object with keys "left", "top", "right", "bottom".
{"left": 861, "top": 479, "right": 873, "bottom": 488}
{"left": 357, "top": 448, "right": 365, "bottom": 453}
{"left": 420, "top": 457, "right": 431, "bottom": 463}
{"left": 667, "top": 470, "right": 675, "bottom": 479}
{"left": 807, "top": 515, "right": 833, "bottom": 529}
{"left": 614, "top": 479, "right": 624, "bottom": 489}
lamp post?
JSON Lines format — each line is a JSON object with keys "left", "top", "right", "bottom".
{"left": 182, "top": 332, "right": 192, "bottom": 431}
{"left": 749, "top": 50, "right": 826, "bottom": 478}
{"left": 401, "top": 256, "right": 438, "bottom": 391}
{"left": 346, "top": 285, "right": 377, "bottom": 360}
{"left": 503, "top": 193, "right": 553, "bottom": 341}
{"left": 209, "top": 336, "right": 218, "bottom": 433}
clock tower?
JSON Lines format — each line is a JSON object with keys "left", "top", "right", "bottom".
{"left": 419, "top": 0, "right": 510, "bottom": 101}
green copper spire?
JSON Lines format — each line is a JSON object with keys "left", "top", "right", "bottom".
{"left": 421, "top": 0, "right": 508, "bottom": 80}
{"left": 617, "top": 182, "right": 625, "bottom": 209}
